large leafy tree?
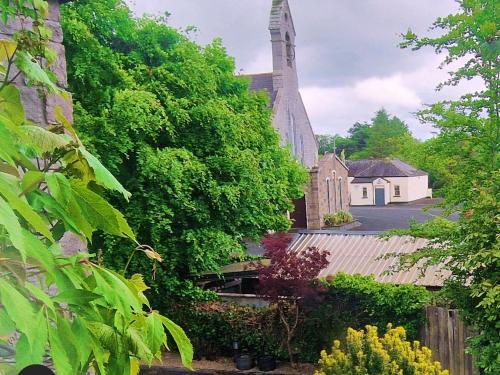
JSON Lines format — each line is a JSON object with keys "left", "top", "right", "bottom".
{"left": 396, "top": 0, "right": 499, "bottom": 372}
{"left": 60, "top": 0, "right": 308, "bottom": 301}
{"left": 0, "top": 1, "right": 191, "bottom": 374}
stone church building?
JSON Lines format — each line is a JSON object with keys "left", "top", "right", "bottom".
{"left": 246, "top": 0, "right": 349, "bottom": 229}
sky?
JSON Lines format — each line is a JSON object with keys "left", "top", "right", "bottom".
{"left": 125, "top": 0, "right": 479, "bottom": 140}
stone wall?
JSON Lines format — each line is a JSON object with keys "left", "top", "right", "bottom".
{"left": 0, "top": 0, "right": 72, "bottom": 128}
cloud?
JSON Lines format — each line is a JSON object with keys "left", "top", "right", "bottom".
{"left": 353, "top": 75, "right": 422, "bottom": 108}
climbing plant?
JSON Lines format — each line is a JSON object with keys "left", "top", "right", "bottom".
{"left": 0, "top": 1, "right": 191, "bottom": 374}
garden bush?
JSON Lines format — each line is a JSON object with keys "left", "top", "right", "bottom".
{"left": 170, "top": 274, "right": 432, "bottom": 363}
{"left": 315, "top": 325, "right": 448, "bottom": 375}
{"left": 323, "top": 211, "right": 354, "bottom": 226}
{"left": 167, "top": 302, "right": 287, "bottom": 360}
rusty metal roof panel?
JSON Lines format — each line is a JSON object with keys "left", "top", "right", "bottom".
{"left": 289, "top": 233, "right": 448, "bottom": 287}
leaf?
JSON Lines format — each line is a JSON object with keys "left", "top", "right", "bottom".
{"left": 15, "top": 308, "right": 47, "bottom": 371}
{"left": 15, "top": 51, "right": 59, "bottom": 93}
{"left": 0, "top": 308, "right": 15, "bottom": 336}
{"left": 0, "top": 173, "right": 54, "bottom": 242}
{"left": 53, "top": 289, "right": 102, "bottom": 305}
{"left": 22, "top": 125, "right": 69, "bottom": 154}
{"left": 55, "top": 106, "right": 78, "bottom": 141}
{"left": 46, "top": 172, "right": 93, "bottom": 240}
{"left": 93, "top": 267, "right": 141, "bottom": 317}
{"left": 70, "top": 180, "right": 136, "bottom": 240}
{"left": 0, "top": 120, "right": 21, "bottom": 167}
{"left": 144, "top": 312, "right": 166, "bottom": 359}
{"left": 0, "top": 85, "right": 25, "bottom": 125}
{"left": 0, "top": 279, "right": 35, "bottom": 348}
{"left": 48, "top": 321, "right": 73, "bottom": 375}
{"left": 159, "top": 316, "right": 193, "bottom": 369}
{"left": 0, "top": 196, "right": 26, "bottom": 261}
{"left": 71, "top": 317, "right": 93, "bottom": 369}
{"left": 0, "top": 39, "right": 17, "bottom": 62}
{"left": 20, "top": 170, "right": 44, "bottom": 194}
{"left": 31, "top": 191, "right": 82, "bottom": 237}
{"left": 80, "top": 147, "right": 132, "bottom": 201}
{"left": 129, "top": 273, "right": 150, "bottom": 308}
{"left": 127, "top": 326, "right": 153, "bottom": 363}
{"left": 25, "top": 283, "right": 55, "bottom": 312}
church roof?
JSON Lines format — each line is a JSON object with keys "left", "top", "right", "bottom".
{"left": 245, "top": 73, "right": 277, "bottom": 108}
{"left": 347, "top": 159, "right": 428, "bottom": 178}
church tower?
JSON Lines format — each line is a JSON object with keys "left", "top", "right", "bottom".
{"left": 269, "top": 0, "right": 298, "bottom": 93}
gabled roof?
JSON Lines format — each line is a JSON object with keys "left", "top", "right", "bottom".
{"left": 245, "top": 73, "right": 276, "bottom": 108}
{"left": 347, "top": 159, "right": 428, "bottom": 178}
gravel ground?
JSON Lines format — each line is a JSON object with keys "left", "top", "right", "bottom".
{"left": 143, "top": 353, "right": 314, "bottom": 374}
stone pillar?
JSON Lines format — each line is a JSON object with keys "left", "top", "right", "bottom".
{"left": 306, "top": 167, "right": 321, "bottom": 230}
{"left": 1, "top": 1, "right": 81, "bottom": 255}
{"left": 0, "top": 0, "right": 73, "bottom": 127}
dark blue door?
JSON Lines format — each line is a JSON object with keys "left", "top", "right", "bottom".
{"left": 375, "top": 188, "right": 385, "bottom": 206}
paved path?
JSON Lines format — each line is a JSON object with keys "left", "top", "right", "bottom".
{"left": 349, "top": 198, "right": 457, "bottom": 232}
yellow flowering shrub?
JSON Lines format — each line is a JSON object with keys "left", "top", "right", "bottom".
{"left": 315, "top": 324, "right": 449, "bottom": 375}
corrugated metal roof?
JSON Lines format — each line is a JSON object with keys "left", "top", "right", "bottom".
{"left": 289, "top": 232, "right": 448, "bottom": 287}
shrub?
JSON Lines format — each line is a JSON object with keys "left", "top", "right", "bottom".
{"left": 324, "top": 211, "right": 354, "bottom": 226}
{"left": 171, "top": 274, "right": 431, "bottom": 363}
{"left": 167, "top": 302, "right": 287, "bottom": 359}
{"left": 315, "top": 325, "right": 449, "bottom": 375}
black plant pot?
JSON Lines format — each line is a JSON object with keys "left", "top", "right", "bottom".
{"left": 235, "top": 354, "right": 254, "bottom": 370}
{"left": 257, "top": 355, "right": 276, "bottom": 372}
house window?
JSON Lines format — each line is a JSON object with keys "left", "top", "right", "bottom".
{"left": 362, "top": 187, "right": 368, "bottom": 198}
{"left": 394, "top": 185, "right": 401, "bottom": 197}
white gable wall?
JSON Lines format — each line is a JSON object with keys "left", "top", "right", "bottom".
{"left": 350, "top": 175, "right": 430, "bottom": 206}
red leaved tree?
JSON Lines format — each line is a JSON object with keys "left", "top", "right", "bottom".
{"left": 256, "top": 233, "right": 329, "bottom": 366}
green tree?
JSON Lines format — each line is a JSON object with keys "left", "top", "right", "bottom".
{"left": 395, "top": 0, "right": 499, "bottom": 372}
{"left": 354, "top": 109, "right": 412, "bottom": 159}
{"left": 61, "top": 0, "right": 308, "bottom": 302}
{"left": 0, "top": 1, "right": 191, "bottom": 374}
{"left": 316, "top": 134, "right": 352, "bottom": 155}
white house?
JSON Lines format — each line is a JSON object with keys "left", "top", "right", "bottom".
{"left": 348, "top": 159, "right": 431, "bottom": 206}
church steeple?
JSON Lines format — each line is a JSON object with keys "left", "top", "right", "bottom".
{"left": 269, "top": 0, "right": 298, "bottom": 90}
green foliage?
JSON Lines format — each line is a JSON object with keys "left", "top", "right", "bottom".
{"left": 172, "top": 274, "right": 431, "bottom": 363}
{"left": 300, "top": 273, "right": 431, "bottom": 358}
{"left": 323, "top": 211, "right": 353, "bottom": 226}
{"left": 315, "top": 325, "right": 448, "bottom": 375}
{"left": 168, "top": 302, "right": 287, "bottom": 360}
{"left": 60, "top": 0, "right": 308, "bottom": 302}
{"left": 383, "top": 217, "right": 458, "bottom": 239}
{"left": 0, "top": 1, "right": 192, "bottom": 373}
{"left": 396, "top": 1, "right": 499, "bottom": 372}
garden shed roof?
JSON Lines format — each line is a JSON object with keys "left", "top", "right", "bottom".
{"left": 289, "top": 232, "right": 448, "bottom": 287}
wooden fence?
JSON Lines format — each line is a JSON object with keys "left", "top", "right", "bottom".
{"left": 420, "top": 306, "right": 478, "bottom": 375}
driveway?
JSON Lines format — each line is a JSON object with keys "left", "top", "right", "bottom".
{"left": 349, "top": 198, "right": 457, "bottom": 232}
